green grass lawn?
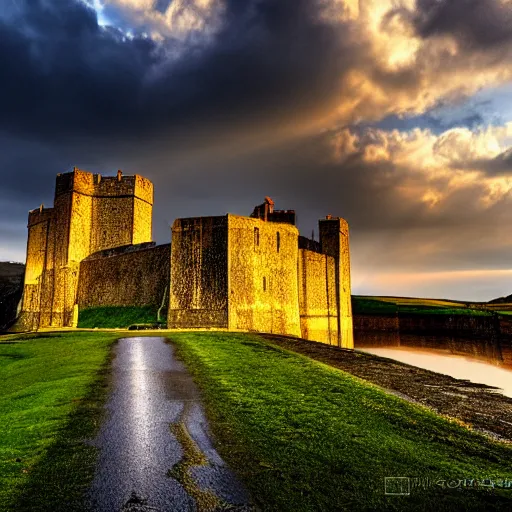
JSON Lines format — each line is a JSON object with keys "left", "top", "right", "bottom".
{"left": 77, "top": 305, "right": 160, "bottom": 328}
{"left": 0, "top": 331, "right": 118, "bottom": 512}
{"left": 171, "top": 332, "right": 512, "bottom": 511}
{"left": 2, "top": 330, "right": 512, "bottom": 511}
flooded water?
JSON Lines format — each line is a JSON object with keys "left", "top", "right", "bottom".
{"left": 354, "top": 313, "right": 512, "bottom": 399}
{"left": 360, "top": 347, "right": 512, "bottom": 398}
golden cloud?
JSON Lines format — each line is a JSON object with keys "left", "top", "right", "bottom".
{"left": 102, "top": 0, "right": 225, "bottom": 41}
{"left": 331, "top": 123, "right": 512, "bottom": 210}
{"left": 323, "top": 0, "right": 512, "bottom": 125}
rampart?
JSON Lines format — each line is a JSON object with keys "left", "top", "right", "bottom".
{"left": 319, "top": 217, "right": 353, "bottom": 348}
{"left": 298, "top": 249, "right": 338, "bottom": 344}
{"left": 168, "top": 216, "right": 229, "bottom": 329}
{"left": 227, "top": 214, "right": 301, "bottom": 336}
{"left": 168, "top": 206, "right": 353, "bottom": 347}
{"left": 77, "top": 244, "right": 170, "bottom": 309}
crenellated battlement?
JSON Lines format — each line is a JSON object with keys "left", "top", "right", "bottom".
{"left": 28, "top": 206, "right": 54, "bottom": 227}
{"left": 55, "top": 168, "right": 153, "bottom": 204}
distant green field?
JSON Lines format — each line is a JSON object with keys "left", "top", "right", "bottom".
{"left": 352, "top": 296, "right": 494, "bottom": 316}
{"left": 77, "top": 305, "right": 161, "bottom": 329}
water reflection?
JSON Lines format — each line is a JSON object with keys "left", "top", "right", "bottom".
{"left": 360, "top": 347, "right": 512, "bottom": 398}
{"left": 354, "top": 318, "right": 512, "bottom": 370}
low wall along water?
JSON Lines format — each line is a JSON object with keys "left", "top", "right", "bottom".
{"left": 354, "top": 313, "right": 512, "bottom": 369}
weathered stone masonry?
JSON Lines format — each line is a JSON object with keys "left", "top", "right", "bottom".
{"left": 17, "top": 171, "right": 353, "bottom": 348}
{"left": 168, "top": 198, "right": 354, "bottom": 348}
{"left": 17, "top": 168, "right": 153, "bottom": 330}
{"left": 77, "top": 243, "right": 170, "bottom": 310}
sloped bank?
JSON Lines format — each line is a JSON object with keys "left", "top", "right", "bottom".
{"left": 259, "top": 333, "right": 512, "bottom": 443}
{"left": 171, "top": 331, "right": 512, "bottom": 512}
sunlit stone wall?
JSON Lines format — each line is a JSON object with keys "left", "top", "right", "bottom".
{"left": 227, "top": 215, "right": 301, "bottom": 337}
{"left": 16, "top": 208, "right": 54, "bottom": 331}
{"left": 16, "top": 169, "right": 354, "bottom": 345}
{"left": 168, "top": 216, "right": 229, "bottom": 328}
{"left": 319, "top": 217, "right": 354, "bottom": 349}
{"left": 167, "top": 212, "right": 353, "bottom": 345}
{"left": 15, "top": 168, "right": 154, "bottom": 330}
{"left": 298, "top": 249, "right": 338, "bottom": 345}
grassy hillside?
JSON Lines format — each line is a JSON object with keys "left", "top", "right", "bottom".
{"left": 352, "top": 295, "right": 495, "bottom": 316}
{"left": 3, "top": 330, "right": 512, "bottom": 510}
{"left": 172, "top": 332, "right": 512, "bottom": 511}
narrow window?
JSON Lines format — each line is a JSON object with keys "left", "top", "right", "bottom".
{"left": 276, "top": 231, "right": 280, "bottom": 252}
{"left": 254, "top": 227, "right": 260, "bottom": 248}
{"left": 263, "top": 276, "right": 266, "bottom": 291}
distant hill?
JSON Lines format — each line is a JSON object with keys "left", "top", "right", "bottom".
{"left": 0, "top": 262, "right": 25, "bottom": 331}
{"left": 488, "top": 295, "right": 512, "bottom": 304}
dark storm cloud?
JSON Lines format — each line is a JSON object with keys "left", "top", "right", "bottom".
{"left": 0, "top": 0, "right": 355, "bottom": 143}
{"left": 2, "top": 0, "right": 512, "bottom": 300}
{"left": 413, "top": 0, "right": 512, "bottom": 48}
{"left": 470, "top": 148, "right": 512, "bottom": 175}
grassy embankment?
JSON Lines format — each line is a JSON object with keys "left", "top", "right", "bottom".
{"left": 77, "top": 305, "right": 159, "bottom": 328}
{"left": 171, "top": 332, "right": 512, "bottom": 511}
{"left": 2, "top": 330, "right": 512, "bottom": 511}
{"left": 0, "top": 331, "right": 118, "bottom": 512}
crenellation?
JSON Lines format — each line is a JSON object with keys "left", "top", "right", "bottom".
{"left": 134, "top": 174, "right": 154, "bottom": 204}
{"left": 28, "top": 207, "right": 54, "bottom": 227}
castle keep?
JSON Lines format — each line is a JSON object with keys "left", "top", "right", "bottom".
{"left": 17, "top": 168, "right": 353, "bottom": 348}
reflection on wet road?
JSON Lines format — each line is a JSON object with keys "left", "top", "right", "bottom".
{"left": 87, "top": 337, "right": 251, "bottom": 511}
{"left": 362, "top": 347, "right": 512, "bottom": 398}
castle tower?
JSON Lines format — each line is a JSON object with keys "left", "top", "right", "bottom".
{"left": 16, "top": 168, "right": 153, "bottom": 330}
{"left": 168, "top": 211, "right": 301, "bottom": 337}
{"left": 20, "top": 205, "right": 54, "bottom": 331}
{"left": 319, "top": 216, "right": 353, "bottom": 348}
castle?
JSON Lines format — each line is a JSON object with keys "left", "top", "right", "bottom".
{"left": 17, "top": 168, "right": 354, "bottom": 348}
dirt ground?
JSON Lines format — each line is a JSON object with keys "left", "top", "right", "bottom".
{"left": 258, "top": 334, "right": 512, "bottom": 443}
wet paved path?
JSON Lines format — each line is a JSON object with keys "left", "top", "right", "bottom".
{"left": 87, "top": 337, "right": 251, "bottom": 511}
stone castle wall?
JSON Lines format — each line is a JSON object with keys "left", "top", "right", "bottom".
{"left": 168, "top": 216, "right": 229, "bottom": 329}
{"left": 77, "top": 244, "right": 170, "bottom": 309}
{"left": 227, "top": 215, "right": 301, "bottom": 336}
{"left": 319, "top": 218, "right": 354, "bottom": 348}
{"left": 17, "top": 170, "right": 353, "bottom": 347}
{"left": 17, "top": 208, "right": 53, "bottom": 330}
{"left": 16, "top": 168, "right": 153, "bottom": 330}
{"left": 166, "top": 214, "right": 352, "bottom": 345}
{"left": 298, "top": 249, "right": 338, "bottom": 344}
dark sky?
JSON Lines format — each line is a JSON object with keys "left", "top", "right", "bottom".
{"left": 1, "top": 0, "right": 512, "bottom": 300}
